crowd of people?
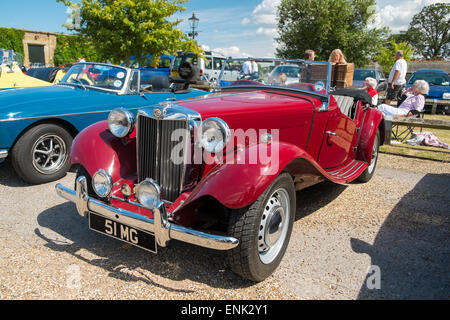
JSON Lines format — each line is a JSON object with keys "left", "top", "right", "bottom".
{"left": 301, "top": 48, "right": 428, "bottom": 117}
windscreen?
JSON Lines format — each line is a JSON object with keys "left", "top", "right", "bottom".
{"left": 61, "top": 63, "right": 128, "bottom": 90}
{"left": 217, "top": 58, "right": 331, "bottom": 97}
{"left": 354, "top": 69, "right": 375, "bottom": 81}
{"left": 408, "top": 72, "right": 449, "bottom": 86}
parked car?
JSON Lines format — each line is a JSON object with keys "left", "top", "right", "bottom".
{"left": 406, "top": 69, "right": 450, "bottom": 114}
{"left": 170, "top": 51, "right": 238, "bottom": 85}
{"left": 353, "top": 68, "right": 386, "bottom": 87}
{"left": 122, "top": 54, "right": 173, "bottom": 85}
{"left": 266, "top": 64, "right": 301, "bottom": 85}
{"left": 0, "top": 49, "right": 53, "bottom": 90}
{"left": 56, "top": 58, "right": 385, "bottom": 282}
{"left": 0, "top": 62, "right": 208, "bottom": 184}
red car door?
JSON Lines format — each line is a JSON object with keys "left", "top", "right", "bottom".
{"left": 317, "top": 102, "right": 358, "bottom": 169}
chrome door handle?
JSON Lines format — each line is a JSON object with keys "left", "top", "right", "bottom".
{"left": 326, "top": 131, "right": 338, "bottom": 137}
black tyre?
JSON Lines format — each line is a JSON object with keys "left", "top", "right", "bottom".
{"left": 357, "top": 130, "right": 380, "bottom": 182}
{"left": 11, "top": 123, "right": 73, "bottom": 184}
{"left": 227, "top": 173, "right": 296, "bottom": 282}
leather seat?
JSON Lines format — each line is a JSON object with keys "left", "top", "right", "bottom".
{"left": 333, "top": 95, "right": 354, "bottom": 118}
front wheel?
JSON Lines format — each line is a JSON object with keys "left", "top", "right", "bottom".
{"left": 357, "top": 130, "right": 380, "bottom": 182}
{"left": 11, "top": 123, "right": 73, "bottom": 184}
{"left": 227, "top": 173, "right": 296, "bottom": 282}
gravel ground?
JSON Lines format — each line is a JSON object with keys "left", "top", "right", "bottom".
{"left": 0, "top": 154, "right": 448, "bottom": 300}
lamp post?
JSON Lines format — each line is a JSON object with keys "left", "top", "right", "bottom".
{"left": 188, "top": 11, "right": 199, "bottom": 40}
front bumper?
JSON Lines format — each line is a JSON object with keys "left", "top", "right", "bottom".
{"left": 55, "top": 176, "right": 239, "bottom": 251}
{"left": 0, "top": 149, "right": 7, "bottom": 163}
{"left": 0, "top": 149, "right": 7, "bottom": 159}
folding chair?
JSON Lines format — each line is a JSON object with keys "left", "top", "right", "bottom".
{"left": 391, "top": 109, "right": 425, "bottom": 142}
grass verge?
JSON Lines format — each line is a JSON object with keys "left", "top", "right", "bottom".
{"left": 380, "top": 114, "right": 450, "bottom": 162}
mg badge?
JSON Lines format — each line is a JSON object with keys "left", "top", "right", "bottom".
{"left": 153, "top": 108, "right": 163, "bottom": 119}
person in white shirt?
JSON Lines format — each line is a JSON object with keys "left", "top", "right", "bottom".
{"left": 385, "top": 50, "right": 407, "bottom": 105}
{"left": 242, "top": 59, "right": 252, "bottom": 75}
{"left": 251, "top": 59, "right": 258, "bottom": 73}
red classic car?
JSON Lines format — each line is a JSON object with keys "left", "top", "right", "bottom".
{"left": 56, "top": 58, "right": 385, "bottom": 282}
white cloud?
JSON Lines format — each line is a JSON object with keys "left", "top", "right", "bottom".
{"left": 256, "top": 27, "right": 278, "bottom": 37}
{"left": 239, "top": 0, "right": 281, "bottom": 35}
{"left": 212, "top": 46, "right": 254, "bottom": 58}
{"left": 376, "top": 0, "right": 444, "bottom": 33}
{"left": 252, "top": 0, "right": 281, "bottom": 25}
{"left": 201, "top": 44, "right": 211, "bottom": 51}
{"left": 241, "top": 17, "right": 251, "bottom": 26}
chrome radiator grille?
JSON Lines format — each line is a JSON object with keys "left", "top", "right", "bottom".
{"left": 137, "top": 114, "right": 189, "bottom": 202}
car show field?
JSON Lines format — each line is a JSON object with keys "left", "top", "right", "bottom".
{"left": 0, "top": 153, "right": 448, "bottom": 299}
{"left": 1, "top": 0, "right": 449, "bottom": 304}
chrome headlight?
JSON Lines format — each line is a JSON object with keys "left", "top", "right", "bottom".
{"left": 198, "top": 118, "right": 231, "bottom": 153}
{"left": 443, "top": 92, "right": 450, "bottom": 100}
{"left": 92, "top": 169, "right": 113, "bottom": 198}
{"left": 136, "top": 179, "right": 161, "bottom": 209}
{"left": 108, "top": 108, "right": 134, "bottom": 138}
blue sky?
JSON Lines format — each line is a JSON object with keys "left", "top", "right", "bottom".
{"left": 1, "top": 0, "right": 446, "bottom": 57}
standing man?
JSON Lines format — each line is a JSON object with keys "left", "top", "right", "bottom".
{"left": 242, "top": 58, "right": 252, "bottom": 75}
{"left": 250, "top": 59, "right": 259, "bottom": 79}
{"left": 385, "top": 50, "right": 407, "bottom": 105}
{"left": 305, "top": 50, "right": 315, "bottom": 61}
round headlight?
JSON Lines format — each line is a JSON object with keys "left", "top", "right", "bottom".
{"left": 108, "top": 108, "right": 134, "bottom": 138}
{"left": 92, "top": 169, "right": 113, "bottom": 198}
{"left": 197, "top": 118, "right": 231, "bottom": 153}
{"left": 136, "top": 179, "right": 161, "bottom": 209}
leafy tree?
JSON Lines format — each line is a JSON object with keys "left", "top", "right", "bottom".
{"left": 57, "top": 0, "right": 202, "bottom": 66}
{"left": 276, "top": 0, "right": 388, "bottom": 67}
{"left": 53, "top": 34, "right": 105, "bottom": 66}
{"left": 374, "top": 40, "right": 414, "bottom": 73}
{"left": 404, "top": 3, "right": 449, "bottom": 60}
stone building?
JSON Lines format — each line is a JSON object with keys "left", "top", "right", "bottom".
{"left": 21, "top": 29, "right": 61, "bottom": 67}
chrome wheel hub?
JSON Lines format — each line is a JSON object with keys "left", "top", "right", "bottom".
{"left": 258, "top": 188, "right": 290, "bottom": 265}
{"left": 32, "top": 134, "right": 67, "bottom": 174}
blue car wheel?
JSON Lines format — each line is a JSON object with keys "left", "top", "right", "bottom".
{"left": 11, "top": 123, "right": 73, "bottom": 184}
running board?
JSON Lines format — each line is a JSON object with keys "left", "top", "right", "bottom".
{"left": 325, "top": 159, "right": 368, "bottom": 182}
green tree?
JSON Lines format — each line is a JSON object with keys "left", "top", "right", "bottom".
{"left": 57, "top": 0, "right": 202, "bottom": 66}
{"left": 276, "top": 0, "right": 388, "bottom": 67}
{"left": 374, "top": 40, "right": 414, "bottom": 73}
{"left": 404, "top": 3, "right": 449, "bottom": 60}
{"left": 53, "top": 34, "right": 105, "bottom": 65}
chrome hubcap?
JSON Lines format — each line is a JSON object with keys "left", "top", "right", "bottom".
{"left": 258, "top": 188, "right": 290, "bottom": 265}
{"left": 32, "top": 134, "right": 67, "bottom": 174}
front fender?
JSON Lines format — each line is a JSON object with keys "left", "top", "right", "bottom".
{"left": 357, "top": 107, "right": 385, "bottom": 164}
{"left": 185, "top": 142, "right": 322, "bottom": 209}
{"left": 70, "top": 120, "right": 136, "bottom": 180}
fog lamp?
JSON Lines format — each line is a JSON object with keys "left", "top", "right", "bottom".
{"left": 136, "top": 179, "right": 161, "bottom": 209}
{"left": 92, "top": 169, "right": 113, "bottom": 198}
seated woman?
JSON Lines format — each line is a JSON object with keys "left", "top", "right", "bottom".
{"left": 363, "top": 77, "right": 378, "bottom": 106}
{"left": 377, "top": 80, "right": 429, "bottom": 117}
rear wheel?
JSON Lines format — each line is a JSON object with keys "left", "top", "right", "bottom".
{"left": 357, "top": 130, "right": 380, "bottom": 182}
{"left": 227, "top": 173, "right": 296, "bottom": 282}
{"left": 12, "top": 123, "right": 73, "bottom": 184}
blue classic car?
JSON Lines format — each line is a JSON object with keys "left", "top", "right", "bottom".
{"left": 0, "top": 62, "right": 207, "bottom": 184}
{"left": 406, "top": 69, "right": 450, "bottom": 114}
